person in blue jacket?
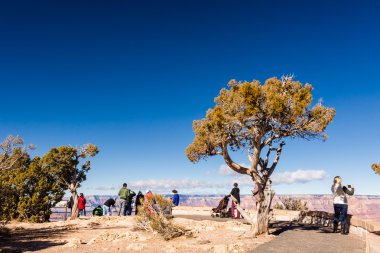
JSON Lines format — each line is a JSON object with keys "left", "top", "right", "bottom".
{"left": 172, "top": 189, "right": 180, "bottom": 206}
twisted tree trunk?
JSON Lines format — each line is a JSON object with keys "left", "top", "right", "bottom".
{"left": 254, "top": 181, "right": 275, "bottom": 235}
{"left": 70, "top": 186, "right": 79, "bottom": 219}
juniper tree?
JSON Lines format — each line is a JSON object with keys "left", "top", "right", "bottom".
{"left": 186, "top": 76, "right": 335, "bottom": 235}
{"left": 40, "top": 144, "right": 99, "bottom": 219}
{"left": 0, "top": 135, "right": 34, "bottom": 222}
{"left": 15, "top": 156, "right": 65, "bottom": 222}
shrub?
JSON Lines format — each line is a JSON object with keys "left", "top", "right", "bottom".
{"left": 274, "top": 197, "right": 308, "bottom": 211}
{"left": 135, "top": 194, "right": 186, "bottom": 240}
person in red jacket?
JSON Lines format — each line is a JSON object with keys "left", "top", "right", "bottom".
{"left": 78, "top": 193, "right": 87, "bottom": 217}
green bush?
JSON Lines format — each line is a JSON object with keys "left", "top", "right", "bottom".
{"left": 0, "top": 141, "right": 66, "bottom": 223}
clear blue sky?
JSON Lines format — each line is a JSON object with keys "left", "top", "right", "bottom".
{"left": 0, "top": 0, "right": 379, "bottom": 195}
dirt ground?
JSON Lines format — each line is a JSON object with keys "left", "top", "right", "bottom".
{"left": 0, "top": 215, "right": 274, "bottom": 253}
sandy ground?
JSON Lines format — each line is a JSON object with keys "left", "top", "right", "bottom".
{"left": 0, "top": 214, "right": 274, "bottom": 253}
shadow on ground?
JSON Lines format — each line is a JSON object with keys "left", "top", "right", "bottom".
{"left": 0, "top": 226, "right": 67, "bottom": 252}
{"left": 252, "top": 222, "right": 366, "bottom": 253}
{"left": 270, "top": 221, "right": 333, "bottom": 235}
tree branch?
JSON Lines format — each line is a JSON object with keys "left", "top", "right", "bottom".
{"left": 267, "top": 142, "right": 285, "bottom": 177}
{"left": 247, "top": 147, "right": 254, "bottom": 164}
{"left": 222, "top": 143, "right": 250, "bottom": 175}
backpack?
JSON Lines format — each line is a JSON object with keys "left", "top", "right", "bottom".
{"left": 93, "top": 206, "right": 103, "bottom": 216}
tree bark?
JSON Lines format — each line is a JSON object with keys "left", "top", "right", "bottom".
{"left": 254, "top": 180, "right": 275, "bottom": 235}
{"left": 70, "top": 190, "right": 79, "bottom": 219}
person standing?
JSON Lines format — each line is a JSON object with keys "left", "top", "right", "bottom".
{"left": 67, "top": 196, "right": 74, "bottom": 217}
{"left": 118, "top": 183, "right": 129, "bottom": 216}
{"left": 172, "top": 190, "right": 180, "bottom": 206}
{"left": 126, "top": 189, "right": 136, "bottom": 215}
{"left": 230, "top": 183, "right": 240, "bottom": 219}
{"left": 78, "top": 193, "right": 86, "bottom": 217}
{"left": 135, "top": 191, "right": 144, "bottom": 215}
{"left": 331, "top": 176, "right": 355, "bottom": 234}
{"left": 103, "top": 198, "right": 116, "bottom": 216}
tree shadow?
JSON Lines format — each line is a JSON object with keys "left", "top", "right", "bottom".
{"left": 269, "top": 221, "right": 333, "bottom": 235}
{"left": 0, "top": 226, "right": 68, "bottom": 252}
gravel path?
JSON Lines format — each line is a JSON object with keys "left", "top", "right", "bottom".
{"left": 251, "top": 224, "right": 366, "bottom": 253}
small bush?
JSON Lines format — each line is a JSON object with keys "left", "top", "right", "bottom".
{"left": 274, "top": 197, "right": 308, "bottom": 211}
{"left": 135, "top": 194, "right": 186, "bottom": 240}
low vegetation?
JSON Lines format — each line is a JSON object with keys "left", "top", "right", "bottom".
{"left": 135, "top": 194, "right": 187, "bottom": 240}
{"left": 274, "top": 197, "right": 308, "bottom": 211}
{"left": 0, "top": 135, "right": 98, "bottom": 223}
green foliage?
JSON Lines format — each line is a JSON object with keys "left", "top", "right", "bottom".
{"left": 371, "top": 163, "right": 380, "bottom": 174}
{"left": 186, "top": 77, "right": 336, "bottom": 164}
{"left": 41, "top": 144, "right": 99, "bottom": 190}
{"left": 186, "top": 76, "right": 335, "bottom": 234}
{"left": 0, "top": 149, "right": 65, "bottom": 223}
{"left": 40, "top": 144, "right": 99, "bottom": 218}
{"left": 0, "top": 145, "right": 31, "bottom": 222}
{"left": 16, "top": 157, "right": 65, "bottom": 222}
{"left": 274, "top": 197, "right": 308, "bottom": 211}
{"left": 135, "top": 194, "right": 185, "bottom": 240}
{"left": 0, "top": 135, "right": 98, "bottom": 223}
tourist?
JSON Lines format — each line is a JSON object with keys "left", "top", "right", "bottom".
{"left": 67, "top": 196, "right": 74, "bottom": 217}
{"left": 126, "top": 189, "right": 136, "bottom": 215}
{"left": 172, "top": 189, "right": 180, "bottom": 206}
{"left": 135, "top": 191, "right": 144, "bottom": 215}
{"left": 103, "top": 198, "right": 116, "bottom": 216}
{"left": 78, "top": 193, "right": 86, "bottom": 217}
{"left": 145, "top": 189, "right": 153, "bottom": 201}
{"left": 331, "top": 176, "right": 355, "bottom": 234}
{"left": 230, "top": 183, "right": 240, "bottom": 219}
{"left": 92, "top": 205, "right": 103, "bottom": 216}
{"left": 118, "top": 183, "right": 129, "bottom": 216}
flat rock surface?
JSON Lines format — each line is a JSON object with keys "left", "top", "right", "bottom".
{"left": 251, "top": 224, "right": 366, "bottom": 253}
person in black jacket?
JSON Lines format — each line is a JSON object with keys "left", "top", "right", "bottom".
{"left": 67, "top": 196, "right": 74, "bottom": 217}
{"left": 230, "top": 183, "right": 240, "bottom": 219}
{"left": 135, "top": 191, "right": 144, "bottom": 215}
{"left": 103, "top": 198, "right": 116, "bottom": 216}
{"left": 126, "top": 189, "right": 136, "bottom": 215}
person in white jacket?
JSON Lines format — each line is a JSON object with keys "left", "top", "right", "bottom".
{"left": 331, "top": 176, "right": 354, "bottom": 234}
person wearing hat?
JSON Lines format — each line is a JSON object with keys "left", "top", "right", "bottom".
{"left": 172, "top": 189, "right": 180, "bottom": 206}
{"left": 229, "top": 183, "right": 240, "bottom": 219}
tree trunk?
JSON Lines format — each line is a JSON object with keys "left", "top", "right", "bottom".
{"left": 254, "top": 181, "right": 275, "bottom": 235}
{"left": 70, "top": 191, "right": 79, "bottom": 219}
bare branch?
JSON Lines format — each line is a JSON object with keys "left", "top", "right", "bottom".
{"left": 268, "top": 142, "right": 285, "bottom": 176}
{"left": 222, "top": 143, "right": 250, "bottom": 175}
{"left": 247, "top": 147, "right": 253, "bottom": 164}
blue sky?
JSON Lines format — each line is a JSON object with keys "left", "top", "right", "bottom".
{"left": 0, "top": 0, "right": 379, "bottom": 195}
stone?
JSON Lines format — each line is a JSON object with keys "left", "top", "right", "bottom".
{"left": 63, "top": 238, "right": 83, "bottom": 248}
